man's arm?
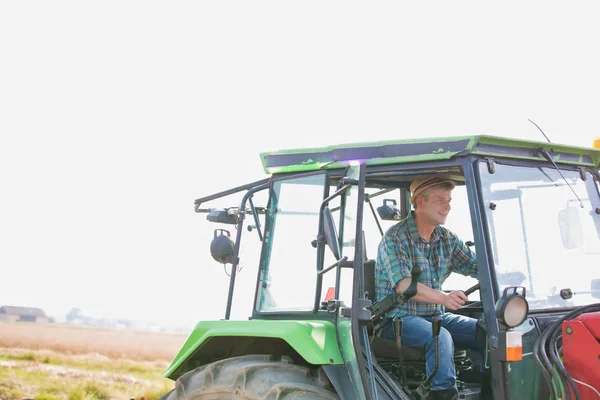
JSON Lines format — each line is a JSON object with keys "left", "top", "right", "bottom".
{"left": 395, "top": 278, "right": 468, "bottom": 310}
{"left": 451, "top": 235, "right": 478, "bottom": 278}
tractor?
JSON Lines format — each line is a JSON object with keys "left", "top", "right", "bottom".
{"left": 160, "top": 135, "right": 600, "bottom": 399}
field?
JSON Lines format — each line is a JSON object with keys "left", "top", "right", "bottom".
{"left": 0, "top": 321, "right": 188, "bottom": 400}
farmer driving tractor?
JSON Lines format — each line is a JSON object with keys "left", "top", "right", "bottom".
{"left": 375, "top": 176, "right": 482, "bottom": 400}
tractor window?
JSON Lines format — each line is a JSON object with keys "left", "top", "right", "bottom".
{"left": 480, "top": 163, "right": 600, "bottom": 310}
{"left": 255, "top": 174, "right": 325, "bottom": 312}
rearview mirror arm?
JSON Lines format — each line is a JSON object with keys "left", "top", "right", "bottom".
{"left": 194, "top": 178, "right": 270, "bottom": 211}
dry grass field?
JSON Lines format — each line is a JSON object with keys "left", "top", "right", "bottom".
{"left": 0, "top": 321, "right": 188, "bottom": 400}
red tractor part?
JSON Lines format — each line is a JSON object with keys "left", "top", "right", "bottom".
{"left": 562, "top": 311, "right": 600, "bottom": 399}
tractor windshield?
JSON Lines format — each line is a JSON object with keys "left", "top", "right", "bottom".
{"left": 479, "top": 162, "right": 600, "bottom": 310}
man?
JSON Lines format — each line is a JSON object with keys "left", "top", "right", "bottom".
{"left": 375, "top": 175, "right": 480, "bottom": 400}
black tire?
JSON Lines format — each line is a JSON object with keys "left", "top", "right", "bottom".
{"left": 160, "top": 354, "right": 340, "bottom": 400}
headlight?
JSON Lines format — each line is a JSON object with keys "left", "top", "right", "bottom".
{"left": 495, "top": 286, "right": 529, "bottom": 328}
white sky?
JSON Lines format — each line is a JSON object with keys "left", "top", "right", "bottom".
{"left": 1, "top": 1, "right": 599, "bottom": 330}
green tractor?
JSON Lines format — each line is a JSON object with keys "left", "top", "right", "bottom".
{"left": 160, "top": 135, "right": 600, "bottom": 399}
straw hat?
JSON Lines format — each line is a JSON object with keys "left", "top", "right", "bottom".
{"left": 409, "top": 176, "right": 456, "bottom": 204}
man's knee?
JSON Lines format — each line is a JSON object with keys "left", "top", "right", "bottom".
{"left": 439, "top": 328, "right": 455, "bottom": 358}
{"left": 426, "top": 327, "right": 454, "bottom": 359}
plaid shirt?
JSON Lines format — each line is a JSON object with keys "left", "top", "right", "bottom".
{"left": 375, "top": 211, "right": 478, "bottom": 318}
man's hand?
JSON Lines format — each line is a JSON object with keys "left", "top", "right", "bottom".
{"left": 443, "top": 290, "right": 468, "bottom": 310}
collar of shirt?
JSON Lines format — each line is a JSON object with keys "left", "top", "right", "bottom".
{"left": 405, "top": 210, "right": 442, "bottom": 244}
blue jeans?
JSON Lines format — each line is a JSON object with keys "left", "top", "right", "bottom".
{"left": 380, "top": 313, "right": 479, "bottom": 391}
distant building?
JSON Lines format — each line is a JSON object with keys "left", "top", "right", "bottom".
{"left": 0, "top": 306, "right": 51, "bottom": 323}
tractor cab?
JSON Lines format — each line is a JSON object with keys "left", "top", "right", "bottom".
{"left": 161, "top": 135, "right": 600, "bottom": 400}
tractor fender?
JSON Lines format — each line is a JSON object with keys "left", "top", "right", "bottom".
{"left": 164, "top": 319, "right": 344, "bottom": 380}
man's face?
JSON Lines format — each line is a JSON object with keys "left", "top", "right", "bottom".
{"left": 418, "top": 187, "right": 452, "bottom": 226}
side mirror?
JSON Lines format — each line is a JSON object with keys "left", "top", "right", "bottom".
{"left": 323, "top": 207, "right": 341, "bottom": 260}
{"left": 210, "top": 229, "right": 235, "bottom": 264}
{"left": 558, "top": 207, "right": 584, "bottom": 249}
{"left": 592, "top": 279, "right": 600, "bottom": 299}
{"left": 377, "top": 199, "right": 402, "bottom": 221}
{"left": 497, "top": 271, "right": 526, "bottom": 287}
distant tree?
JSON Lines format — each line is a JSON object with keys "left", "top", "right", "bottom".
{"left": 66, "top": 307, "right": 83, "bottom": 322}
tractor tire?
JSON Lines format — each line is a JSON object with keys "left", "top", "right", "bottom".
{"left": 160, "top": 354, "right": 340, "bottom": 400}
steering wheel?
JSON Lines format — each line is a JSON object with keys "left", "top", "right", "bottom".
{"left": 463, "top": 283, "right": 480, "bottom": 297}
{"left": 456, "top": 283, "right": 482, "bottom": 312}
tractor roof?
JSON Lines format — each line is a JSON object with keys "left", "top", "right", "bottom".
{"left": 260, "top": 135, "right": 600, "bottom": 174}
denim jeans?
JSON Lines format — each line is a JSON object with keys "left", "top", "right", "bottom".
{"left": 380, "top": 313, "right": 479, "bottom": 391}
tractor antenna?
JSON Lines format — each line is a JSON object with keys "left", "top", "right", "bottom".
{"left": 528, "top": 119, "right": 552, "bottom": 143}
{"left": 528, "top": 119, "right": 583, "bottom": 207}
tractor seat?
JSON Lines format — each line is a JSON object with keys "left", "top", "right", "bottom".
{"left": 370, "top": 335, "right": 467, "bottom": 362}
{"left": 371, "top": 335, "right": 427, "bottom": 361}
{"left": 363, "top": 259, "right": 468, "bottom": 362}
